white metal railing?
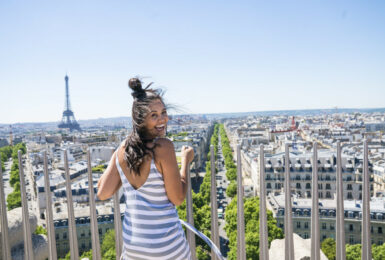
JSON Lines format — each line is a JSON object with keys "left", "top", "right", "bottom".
{"left": 0, "top": 146, "right": 224, "bottom": 260}
{"left": 0, "top": 140, "right": 374, "bottom": 259}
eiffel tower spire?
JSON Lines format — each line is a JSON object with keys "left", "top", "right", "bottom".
{"left": 58, "top": 75, "right": 81, "bottom": 131}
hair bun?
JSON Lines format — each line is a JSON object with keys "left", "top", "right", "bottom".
{"left": 129, "top": 78, "right": 146, "bottom": 99}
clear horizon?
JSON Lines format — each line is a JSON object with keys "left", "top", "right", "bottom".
{"left": 1, "top": 1, "right": 385, "bottom": 124}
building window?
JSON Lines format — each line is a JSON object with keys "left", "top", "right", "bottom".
{"left": 56, "top": 233, "right": 59, "bottom": 240}
{"left": 326, "top": 184, "right": 331, "bottom": 190}
{"left": 267, "top": 183, "right": 272, "bottom": 189}
{"left": 319, "top": 192, "right": 323, "bottom": 198}
{"left": 304, "top": 222, "right": 309, "bottom": 229}
{"left": 378, "top": 227, "right": 383, "bottom": 234}
{"left": 322, "top": 223, "right": 327, "bottom": 230}
{"left": 296, "top": 183, "right": 301, "bottom": 189}
{"left": 297, "top": 222, "right": 301, "bottom": 229}
{"left": 306, "top": 191, "right": 311, "bottom": 198}
{"left": 349, "top": 224, "right": 354, "bottom": 231}
{"left": 304, "top": 233, "right": 309, "bottom": 239}
{"left": 347, "top": 184, "right": 353, "bottom": 190}
{"left": 318, "top": 184, "right": 323, "bottom": 190}
{"left": 306, "top": 183, "right": 311, "bottom": 189}
{"left": 99, "top": 228, "right": 102, "bottom": 235}
{"left": 349, "top": 236, "right": 354, "bottom": 244}
{"left": 347, "top": 192, "right": 353, "bottom": 199}
{"left": 63, "top": 232, "right": 67, "bottom": 239}
{"left": 328, "top": 224, "right": 334, "bottom": 230}
{"left": 326, "top": 192, "right": 331, "bottom": 198}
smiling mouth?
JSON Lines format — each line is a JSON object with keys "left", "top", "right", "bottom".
{"left": 155, "top": 125, "right": 165, "bottom": 132}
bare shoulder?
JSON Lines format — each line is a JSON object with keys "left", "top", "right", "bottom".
{"left": 154, "top": 137, "right": 174, "bottom": 152}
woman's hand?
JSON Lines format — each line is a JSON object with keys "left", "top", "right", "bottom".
{"left": 181, "top": 145, "right": 194, "bottom": 165}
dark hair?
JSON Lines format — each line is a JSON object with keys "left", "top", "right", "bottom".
{"left": 123, "top": 78, "right": 165, "bottom": 175}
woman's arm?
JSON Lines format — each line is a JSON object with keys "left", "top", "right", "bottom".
{"left": 97, "top": 151, "right": 122, "bottom": 200}
{"left": 156, "top": 138, "right": 194, "bottom": 206}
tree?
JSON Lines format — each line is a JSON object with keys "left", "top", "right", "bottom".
{"left": 226, "top": 168, "right": 237, "bottom": 181}
{"left": 7, "top": 188, "right": 21, "bottom": 210}
{"left": 372, "top": 243, "right": 385, "bottom": 260}
{"left": 80, "top": 249, "right": 92, "bottom": 260}
{"left": 34, "top": 225, "right": 47, "bottom": 235}
{"left": 92, "top": 164, "right": 107, "bottom": 172}
{"left": 321, "top": 238, "right": 336, "bottom": 260}
{"left": 345, "top": 244, "right": 361, "bottom": 260}
{"left": 224, "top": 196, "right": 283, "bottom": 260}
{"left": 101, "top": 229, "right": 116, "bottom": 257}
{"left": 226, "top": 181, "right": 237, "bottom": 198}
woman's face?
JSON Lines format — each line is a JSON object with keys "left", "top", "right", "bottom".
{"left": 144, "top": 99, "right": 169, "bottom": 138}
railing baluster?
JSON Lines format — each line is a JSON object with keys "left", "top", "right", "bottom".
{"left": 0, "top": 156, "right": 12, "bottom": 260}
{"left": 18, "top": 150, "right": 34, "bottom": 260}
{"left": 284, "top": 143, "right": 294, "bottom": 260}
{"left": 236, "top": 144, "right": 246, "bottom": 260}
{"left": 311, "top": 142, "right": 320, "bottom": 260}
{"left": 186, "top": 164, "right": 197, "bottom": 259}
{"left": 210, "top": 145, "right": 220, "bottom": 259}
{"left": 43, "top": 151, "right": 57, "bottom": 260}
{"left": 63, "top": 149, "right": 79, "bottom": 260}
{"left": 259, "top": 145, "right": 269, "bottom": 260}
{"left": 112, "top": 148, "right": 123, "bottom": 259}
{"left": 87, "top": 149, "right": 101, "bottom": 260}
{"left": 336, "top": 141, "right": 346, "bottom": 260}
{"left": 361, "top": 139, "right": 372, "bottom": 260}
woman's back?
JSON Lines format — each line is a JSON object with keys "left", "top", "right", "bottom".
{"left": 115, "top": 145, "right": 191, "bottom": 260}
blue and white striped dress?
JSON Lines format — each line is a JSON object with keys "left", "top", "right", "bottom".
{"left": 115, "top": 151, "right": 191, "bottom": 260}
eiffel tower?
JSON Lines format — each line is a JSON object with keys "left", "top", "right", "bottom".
{"left": 58, "top": 75, "right": 81, "bottom": 131}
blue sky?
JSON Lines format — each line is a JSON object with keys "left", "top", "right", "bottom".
{"left": 1, "top": 1, "right": 385, "bottom": 124}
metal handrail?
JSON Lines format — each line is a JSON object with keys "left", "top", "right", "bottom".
{"left": 0, "top": 140, "right": 375, "bottom": 259}
{"left": 179, "top": 219, "right": 225, "bottom": 260}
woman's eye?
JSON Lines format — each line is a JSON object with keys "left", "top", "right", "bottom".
{"left": 162, "top": 111, "right": 167, "bottom": 115}
{"left": 152, "top": 114, "right": 157, "bottom": 118}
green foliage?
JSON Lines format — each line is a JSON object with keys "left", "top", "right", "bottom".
{"left": 10, "top": 170, "right": 20, "bottom": 187}
{"left": 226, "top": 168, "right": 237, "bottom": 181}
{"left": 11, "top": 143, "right": 26, "bottom": 160}
{"left": 6, "top": 188, "right": 21, "bottom": 210}
{"left": 196, "top": 245, "right": 210, "bottom": 260}
{"left": 0, "top": 146, "right": 13, "bottom": 171}
{"left": 92, "top": 164, "right": 107, "bottom": 173}
{"left": 226, "top": 181, "right": 237, "bottom": 198}
{"left": 321, "top": 238, "right": 336, "bottom": 260}
{"left": 34, "top": 225, "right": 47, "bottom": 235}
{"left": 102, "top": 248, "right": 116, "bottom": 260}
{"left": 346, "top": 244, "right": 361, "bottom": 260}
{"left": 101, "top": 229, "right": 116, "bottom": 256}
{"left": 167, "top": 131, "right": 189, "bottom": 138}
{"left": 80, "top": 249, "right": 92, "bottom": 260}
{"left": 372, "top": 243, "right": 385, "bottom": 260}
{"left": 224, "top": 196, "right": 284, "bottom": 259}
{"left": 0, "top": 146, "right": 13, "bottom": 162}
{"left": 59, "top": 251, "right": 71, "bottom": 260}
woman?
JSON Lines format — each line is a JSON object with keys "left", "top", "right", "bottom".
{"left": 97, "top": 78, "right": 194, "bottom": 259}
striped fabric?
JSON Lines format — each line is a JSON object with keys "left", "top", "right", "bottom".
{"left": 115, "top": 152, "right": 191, "bottom": 260}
